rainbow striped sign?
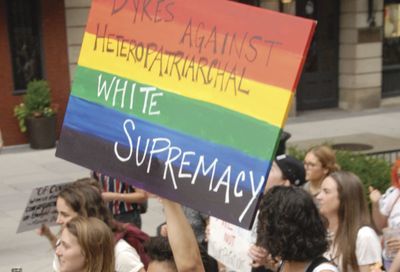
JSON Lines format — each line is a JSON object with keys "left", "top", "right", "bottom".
{"left": 56, "top": 0, "right": 316, "bottom": 229}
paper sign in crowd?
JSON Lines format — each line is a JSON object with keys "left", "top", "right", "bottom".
{"left": 56, "top": 0, "right": 316, "bottom": 229}
{"left": 208, "top": 216, "right": 257, "bottom": 272}
{"left": 17, "top": 183, "right": 69, "bottom": 233}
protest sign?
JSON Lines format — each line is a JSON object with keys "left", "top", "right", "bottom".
{"left": 208, "top": 216, "right": 256, "bottom": 272}
{"left": 17, "top": 183, "right": 69, "bottom": 233}
{"left": 56, "top": 0, "right": 316, "bottom": 228}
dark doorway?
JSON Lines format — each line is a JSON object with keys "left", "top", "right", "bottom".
{"left": 235, "top": 0, "right": 259, "bottom": 5}
{"left": 382, "top": 1, "right": 400, "bottom": 98}
{"left": 295, "top": 0, "right": 339, "bottom": 110}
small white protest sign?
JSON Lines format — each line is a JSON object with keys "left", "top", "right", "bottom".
{"left": 17, "top": 183, "right": 70, "bottom": 233}
{"left": 208, "top": 216, "right": 257, "bottom": 272}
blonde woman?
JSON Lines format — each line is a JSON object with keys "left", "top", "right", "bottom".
{"left": 56, "top": 216, "right": 115, "bottom": 272}
{"left": 303, "top": 145, "right": 340, "bottom": 197}
{"left": 317, "top": 171, "right": 382, "bottom": 272}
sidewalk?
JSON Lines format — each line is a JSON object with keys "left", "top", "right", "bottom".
{"left": 0, "top": 104, "right": 399, "bottom": 271}
{"left": 286, "top": 104, "right": 400, "bottom": 152}
{"left": 0, "top": 147, "right": 164, "bottom": 272}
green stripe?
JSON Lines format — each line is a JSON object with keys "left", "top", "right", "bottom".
{"left": 71, "top": 65, "right": 281, "bottom": 160}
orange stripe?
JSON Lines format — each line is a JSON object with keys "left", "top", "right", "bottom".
{"left": 85, "top": 0, "right": 315, "bottom": 91}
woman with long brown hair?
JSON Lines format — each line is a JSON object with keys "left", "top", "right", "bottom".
{"left": 317, "top": 171, "right": 381, "bottom": 272}
{"left": 56, "top": 216, "right": 115, "bottom": 272}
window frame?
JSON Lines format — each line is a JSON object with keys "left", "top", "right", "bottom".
{"left": 6, "top": 0, "right": 44, "bottom": 95}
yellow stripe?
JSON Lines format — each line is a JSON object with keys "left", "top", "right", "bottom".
{"left": 77, "top": 33, "right": 293, "bottom": 127}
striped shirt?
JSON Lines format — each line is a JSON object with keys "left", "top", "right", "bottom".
{"left": 95, "top": 172, "right": 139, "bottom": 215}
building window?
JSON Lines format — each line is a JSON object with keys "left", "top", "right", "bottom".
{"left": 258, "top": 0, "right": 296, "bottom": 14}
{"left": 6, "top": 0, "right": 43, "bottom": 94}
{"left": 383, "top": 2, "right": 400, "bottom": 66}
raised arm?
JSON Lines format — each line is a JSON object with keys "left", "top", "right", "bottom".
{"left": 389, "top": 250, "right": 400, "bottom": 272}
{"left": 37, "top": 224, "right": 58, "bottom": 249}
{"left": 369, "top": 186, "right": 388, "bottom": 231}
{"left": 163, "top": 199, "right": 205, "bottom": 272}
{"left": 102, "top": 188, "right": 148, "bottom": 204}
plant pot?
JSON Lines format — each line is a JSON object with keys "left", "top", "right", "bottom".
{"left": 26, "top": 115, "right": 57, "bottom": 149}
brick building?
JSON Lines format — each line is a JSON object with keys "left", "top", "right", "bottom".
{"left": 0, "top": 0, "right": 70, "bottom": 146}
{"left": 1, "top": 0, "right": 399, "bottom": 146}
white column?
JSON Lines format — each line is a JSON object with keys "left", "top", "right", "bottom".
{"left": 338, "top": 0, "right": 384, "bottom": 110}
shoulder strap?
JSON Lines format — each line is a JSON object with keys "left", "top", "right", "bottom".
{"left": 305, "top": 256, "right": 330, "bottom": 272}
{"left": 276, "top": 261, "right": 284, "bottom": 272}
{"left": 388, "top": 192, "right": 400, "bottom": 218}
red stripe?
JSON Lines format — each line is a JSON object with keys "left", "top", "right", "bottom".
{"left": 84, "top": 0, "right": 315, "bottom": 91}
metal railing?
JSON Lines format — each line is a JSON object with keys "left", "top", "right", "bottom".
{"left": 366, "top": 149, "right": 400, "bottom": 164}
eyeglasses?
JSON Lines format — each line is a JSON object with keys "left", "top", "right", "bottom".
{"left": 303, "top": 161, "right": 321, "bottom": 168}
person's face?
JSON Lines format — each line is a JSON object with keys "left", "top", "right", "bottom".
{"left": 56, "top": 197, "right": 78, "bottom": 226}
{"left": 55, "top": 228, "right": 85, "bottom": 272}
{"left": 317, "top": 176, "right": 340, "bottom": 217}
{"left": 147, "top": 260, "right": 177, "bottom": 272}
{"left": 264, "top": 162, "right": 289, "bottom": 192}
{"left": 304, "top": 152, "right": 327, "bottom": 183}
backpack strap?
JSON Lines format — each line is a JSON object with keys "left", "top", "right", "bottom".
{"left": 305, "top": 256, "right": 330, "bottom": 272}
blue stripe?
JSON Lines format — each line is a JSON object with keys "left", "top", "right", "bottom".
{"left": 63, "top": 96, "right": 271, "bottom": 190}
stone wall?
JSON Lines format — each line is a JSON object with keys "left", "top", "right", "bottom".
{"left": 339, "top": 0, "right": 384, "bottom": 110}
{"left": 64, "top": 0, "right": 91, "bottom": 82}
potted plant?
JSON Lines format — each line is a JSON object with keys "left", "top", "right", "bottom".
{"left": 14, "top": 80, "right": 58, "bottom": 149}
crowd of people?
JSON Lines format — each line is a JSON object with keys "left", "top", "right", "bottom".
{"left": 36, "top": 144, "right": 400, "bottom": 272}
{"left": 39, "top": 177, "right": 204, "bottom": 272}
